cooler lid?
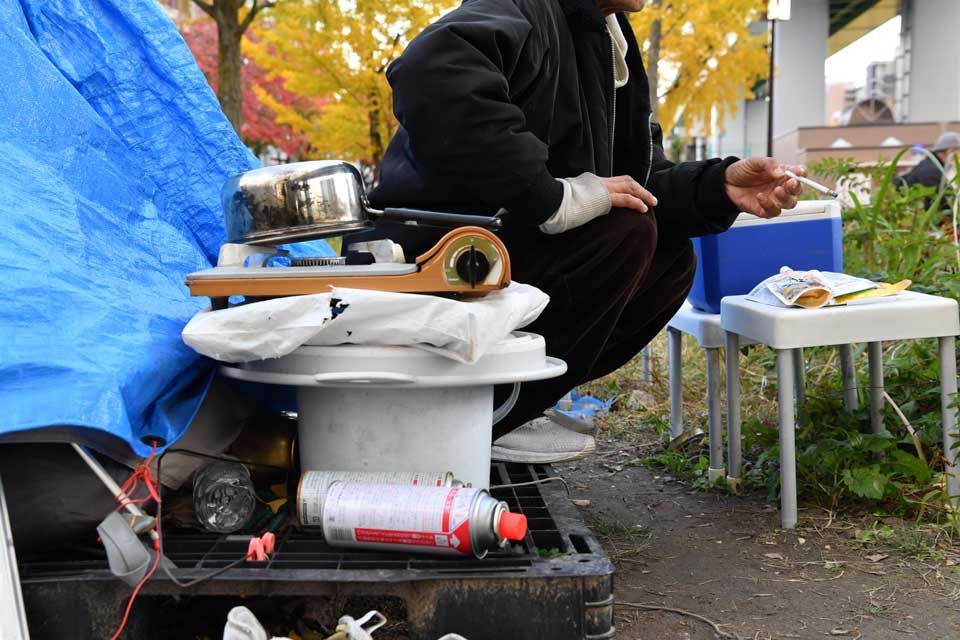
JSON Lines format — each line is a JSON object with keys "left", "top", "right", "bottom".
{"left": 732, "top": 199, "right": 840, "bottom": 228}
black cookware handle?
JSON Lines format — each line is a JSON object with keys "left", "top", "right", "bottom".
{"left": 380, "top": 207, "right": 503, "bottom": 230}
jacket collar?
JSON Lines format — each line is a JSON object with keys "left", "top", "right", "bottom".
{"left": 557, "top": 0, "right": 607, "bottom": 32}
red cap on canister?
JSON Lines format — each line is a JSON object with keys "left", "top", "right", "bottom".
{"left": 498, "top": 512, "right": 528, "bottom": 540}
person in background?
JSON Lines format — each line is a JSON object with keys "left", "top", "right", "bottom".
{"left": 367, "top": 0, "right": 804, "bottom": 463}
{"left": 896, "top": 131, "right": 960, "bottom": 193}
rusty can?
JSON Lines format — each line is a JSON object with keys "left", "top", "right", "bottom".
{"left": 297, "top": 470, "right": 459, "bottom": 526}
{"left": 321, "top": 482, "right": 528, "bottom": 558}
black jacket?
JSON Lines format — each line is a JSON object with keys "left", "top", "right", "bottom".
{"left": 368, "top": 0, "right": 739, "bottom": 240}
{"left": 895, "top": 155, "right": 945, "bottom": 190}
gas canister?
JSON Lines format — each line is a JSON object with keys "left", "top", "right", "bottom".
{"left": 321, "top": 482, "right": 527, "bottom": 558}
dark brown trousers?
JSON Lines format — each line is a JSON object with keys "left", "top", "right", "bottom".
{"left": 493, "top": 207, "right": 697, "bottom": 438}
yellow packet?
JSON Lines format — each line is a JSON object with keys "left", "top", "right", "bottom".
{"left": 835, "top": 279, "right": 911, "bottom": 304}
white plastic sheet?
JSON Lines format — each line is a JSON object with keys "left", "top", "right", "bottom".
{"left": 182, "top": 282, "right": 549, "bottom": 364}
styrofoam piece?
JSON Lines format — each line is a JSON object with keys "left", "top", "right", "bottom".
{"left": 220, "top": 332, "right": 567, "bottom": 489}
{"left": 720, "top": 291, "right": 960, "bottom": 349}
{"left": 667, "top": 301, "right": 756, "bottom": 349}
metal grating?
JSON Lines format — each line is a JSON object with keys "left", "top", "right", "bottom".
{"left": 19, "top": 463, "right": 601, "bottom": 581}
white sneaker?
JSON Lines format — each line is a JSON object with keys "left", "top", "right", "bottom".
{"left": 491, "top": 416, "right": 596, "bottom": 463}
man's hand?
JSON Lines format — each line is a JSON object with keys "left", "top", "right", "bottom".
{"left": 600, "top": 175, "right": 658, "bottom": 213}
{"left": 724, "top": 157, "right": 805, "bottom": 218}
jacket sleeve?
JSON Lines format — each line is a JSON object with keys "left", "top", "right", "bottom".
{"left": 386, "top": 1, "right": 563, "bottom": 225}
{"left": 645, "top": 123, "right": 742, "bottom": 238}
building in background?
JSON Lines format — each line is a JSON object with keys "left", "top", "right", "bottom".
{"left": 698, "top": 0, "right": 960, "bottom": 172}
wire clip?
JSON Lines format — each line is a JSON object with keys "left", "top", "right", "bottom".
{"left": 245, "top": 532, "right": 276, "bottom": 561}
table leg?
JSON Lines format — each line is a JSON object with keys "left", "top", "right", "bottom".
{"left": 939, "top": 336, "right": 959, "bottom": 504}
{"left": 725, "top": 332, "right": 742, "bottom": 490}
{"left": 868, "top": 341, "right": 884, "bottom": 434}
{"left": 838, "top": 344, "right": 859, "bottom": 412}
{"left": 668, "top": 328, "right": 683, "bottom": 440}
{"left": 777, "top": 349, "right": 798, "bottom": 529}
{"left": 706, "top": 347, "right": 723, "bottom": 482}
{"left": 793, "top": 347, "right": 806, "bottom": 416}
{"left": 641, "top": 346, "right": 652, "bottom": 385}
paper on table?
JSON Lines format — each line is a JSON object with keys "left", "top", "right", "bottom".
{"left": 745, "top": 267, "right": 903, "bottom": 309}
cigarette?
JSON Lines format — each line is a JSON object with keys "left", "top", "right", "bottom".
{"left": 784, "top": 170, "right": 839, "bottom": 198}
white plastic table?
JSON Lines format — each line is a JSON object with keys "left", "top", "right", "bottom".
{"left": 721, "top": 291, "right": 960, "bottom": 529}
{"left": 666, "top": 302, "right": 755, "bottom": 481}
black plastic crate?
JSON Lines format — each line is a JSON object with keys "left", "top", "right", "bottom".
{"left": 20, "top": 463, "right": 615, "bottom": 639}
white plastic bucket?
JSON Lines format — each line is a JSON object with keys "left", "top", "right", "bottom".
{"left": 220, "top": 332, "right": 566, "bottom": 489}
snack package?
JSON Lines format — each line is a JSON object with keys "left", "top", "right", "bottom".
{"left": 746, "top": 267, "right": 911, "bottom": 309}
{"left": 747, "top": 269, "right": 833, "bottom": 309}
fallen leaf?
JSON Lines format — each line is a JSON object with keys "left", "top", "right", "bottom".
{"left": 572, "top": 499, "right": 592, "bottom": 508}
{"left": 865, "top": 553, "right": 889, "bottom": 563}
{"left": 798, "top": 537, "right": 807, "bottom": 545}
{"left": 763, "top": 552, "right": 785, "bottom": 560}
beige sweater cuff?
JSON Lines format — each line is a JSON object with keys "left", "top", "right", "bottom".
{"left": 539, "top": 172, "right": 612, "bottom": 235}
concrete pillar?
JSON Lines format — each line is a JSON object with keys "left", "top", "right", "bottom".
{"left": 905, "top": 0, "right": 960, "bottom": 122}
{"left": 772, "top": 0, "right": 829, "bottom": 139}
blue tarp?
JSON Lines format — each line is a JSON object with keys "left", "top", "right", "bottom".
{"left": 0, "top": 0, "right": 327, "bottom": 457}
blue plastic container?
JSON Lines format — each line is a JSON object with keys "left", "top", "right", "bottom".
{"left": 688, "top": 200, "right": 843, "bottom": 313}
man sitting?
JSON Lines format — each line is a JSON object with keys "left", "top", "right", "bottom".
{"left": 367, "top": 0, "right": 803, "bottom": 462}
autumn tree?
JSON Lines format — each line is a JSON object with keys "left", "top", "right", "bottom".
{"left": 247, "top": 0, "right": 452, "bottom": 179}
{"left": 630, "top": 0, "right": 768, "bottom": 136}
{"left": 179, "top": 19, "right": 308, "bottom": 157}
{"left": 190, "top": 0, "right": 274, "bottom": 133}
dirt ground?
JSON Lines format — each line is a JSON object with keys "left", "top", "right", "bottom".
{"left": 557, "top": 432, "right": 960, "bottom": 640}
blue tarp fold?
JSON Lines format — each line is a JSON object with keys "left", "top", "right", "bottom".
{"left": 0, "top": 0, "right": 324, "bottom": 456}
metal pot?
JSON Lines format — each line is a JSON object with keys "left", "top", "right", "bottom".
{"left": 222, "top": 160, "right": 501, "bottom": 245}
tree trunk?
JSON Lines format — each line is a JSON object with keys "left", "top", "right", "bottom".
{"left": 215, "top": 5, "right": 243, "bottom": 135}
{"left": 368, "top": 98, "right": 385, "bottom": 183}
{"left": 647, "top": 0, "right": 662, "bottom": 124}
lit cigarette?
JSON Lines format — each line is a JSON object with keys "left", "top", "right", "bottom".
{"left": 784, "top": 170, "right": 839, "bottom": 198}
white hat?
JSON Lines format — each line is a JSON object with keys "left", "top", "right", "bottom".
{"left": 933, "top": 131, "right": 960, "bottom": 151}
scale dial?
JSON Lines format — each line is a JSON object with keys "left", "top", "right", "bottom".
{"left": 442, "top": 237, "right": 503, "bottom": 287}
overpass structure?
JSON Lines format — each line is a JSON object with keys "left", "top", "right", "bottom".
{"left": 714, "top": 0, "right": 960, "bottom": 167}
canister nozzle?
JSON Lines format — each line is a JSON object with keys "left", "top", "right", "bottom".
{"left": 498, "top": 512, "right": 528, "bottom": 540}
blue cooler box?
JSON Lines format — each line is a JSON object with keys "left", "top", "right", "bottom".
{"left": 689, "top": 200, "right": 843, "bottom": 313}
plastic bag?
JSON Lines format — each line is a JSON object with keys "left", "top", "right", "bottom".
{"left": 182, "top": 283, "right": 550, "bottom": 364}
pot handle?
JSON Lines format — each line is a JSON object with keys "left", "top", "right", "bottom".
{"left": 312, "top": 371, "right": 418, "bottom": 386}
{"left": 380, "top": 207, "right": 503, "bottom": 230}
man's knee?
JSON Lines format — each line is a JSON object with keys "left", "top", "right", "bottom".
{"left": 602, "top": 208, "right": 658, "bottom": 270}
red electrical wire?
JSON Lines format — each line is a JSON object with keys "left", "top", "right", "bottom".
{"left": 106, "top": 444, "right": 279, "bottom": 638}
{"left": 107, "top": 441, "right": 163, "bottom": 640}
{"left": 114, "top": 442, "right": 160, "bottom": 512}
{"left": 109, "top": 538, "right": 162, "bottom": 640}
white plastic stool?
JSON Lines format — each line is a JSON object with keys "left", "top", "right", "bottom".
{"left": 722, "top": 291, "right": 960, "bottom": 529}
{"left": 666, "top": 302, "right": 754, "bottom": 481}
